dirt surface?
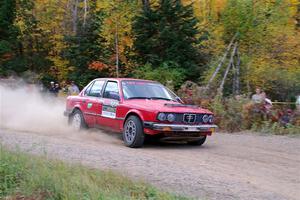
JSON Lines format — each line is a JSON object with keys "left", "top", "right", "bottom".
{"left": 0, "top": 128, "right": 299, "bottom": 200}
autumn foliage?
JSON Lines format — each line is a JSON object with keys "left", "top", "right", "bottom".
{"left": 88, "top": 61, "right": 107, "bottom": 71}
{"left": 0, "top": 0, "right": 299, "bottom": 99}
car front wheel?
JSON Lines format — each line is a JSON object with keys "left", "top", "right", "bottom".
{"left": 123, "top": 116, "right": 145, "bottom": 148}
{"left": 187, "top": 136, "right": 207, "bottom": 146}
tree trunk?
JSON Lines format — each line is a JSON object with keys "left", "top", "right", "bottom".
{"left": 83, "top": 0, "right": 88, "bottom": 28}
{"left": 207, "top": 33, "right": 237, "bottom": 88}
{"left": 142, "top": 0, "right": 150, "bottom": 11}
{"left": 235, "top": 43, "right": 241, "bottom": 95}
{"left": 72, "top": 0, "right": 78, "bottom": 34}
{"left": 232, "top": 43, "right": 240, "bottom": 95}
{"left": 233, "top": 64, "right": 236, "bottom": 94}
{"left": 115, "top": 21, "right": 119, "bottom": 78}
{"left": 219, "top": 42, "right": 238, "bottom": 93}
{"left": 63, "top": 0, "right": 70, "bottom": 31}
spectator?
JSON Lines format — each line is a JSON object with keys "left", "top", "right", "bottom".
{"left": 49, "top": 81, "right": 56, "bottom": 95}
{"left": 261, "top": 91, "right": 272, "bottom": 104}
{"left": 68, "top": 81, "right": 80, "bottom": 95}
{"left": 60, "top": 81, "right": 69, "bottom": 96}
{"left": 279, "top": 109, "right": 293, "bottom": 127}
{"left": 55, "top": 83, "right": 60, "bottom": 92}
{"left": 251, "top": 87, "right": 264, "bottom": 104}
{"left": 261, "top": 91, "right": 272, "bottom": 115}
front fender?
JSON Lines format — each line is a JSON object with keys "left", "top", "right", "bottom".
{"left": 123, "top": 109, "right": 158, "bottom": 125}
{"left": 124, "top": 109, "right": 145, "bottom": 121}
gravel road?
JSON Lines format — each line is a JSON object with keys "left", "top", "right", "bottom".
{"left": 0, "top": 128, "right": 299, "bottom": 200}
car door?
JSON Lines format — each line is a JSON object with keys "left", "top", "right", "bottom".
{"left": 97, "top": 81, "right": 121, "bottom": 130}
{"left": 83, "top": 80, "right": 105, "bottom": 127}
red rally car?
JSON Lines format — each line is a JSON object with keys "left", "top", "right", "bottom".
{"left": 64, "top": 78, "right": 217, "bottom": 148}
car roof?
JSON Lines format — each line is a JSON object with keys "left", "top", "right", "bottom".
{"left": 93, "top": 78, "right": 157, "bottom": 83}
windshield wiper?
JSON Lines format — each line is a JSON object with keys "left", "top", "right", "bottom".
{"left": 149, "top": 97, "right": 173, "bottom": 101}
{"left": 127, "top": 97, "right": 150, "bottom": 100}
{"left": 126, "top": 97, "right": 174, "bottom": 101}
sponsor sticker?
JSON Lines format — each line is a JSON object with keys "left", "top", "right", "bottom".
{"left": 102, "top": 104, "right": 116, "bottom": 118}
{"left": 87, "top": 102, "right": 93, "bottom": 109}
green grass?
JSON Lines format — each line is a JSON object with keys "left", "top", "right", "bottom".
{"left": 0, "top": 147, "right": 188, "bottom": 200}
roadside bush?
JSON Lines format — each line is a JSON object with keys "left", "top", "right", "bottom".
{"left": 209, "top": 95, "right": 250, "bottom": 132}
{"left": 177, "top": 81, "right": 215, "bottom": 106}
{"left": 209, "top": 94, "right": 226, "bottom": 126}
{"left": 251, "top": 121, "right": 300, "bottom": 135}
{"left": 208, "top": 95, "right": 300, "bottom": 134}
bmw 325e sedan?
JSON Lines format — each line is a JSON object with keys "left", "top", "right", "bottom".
{"left": 64, "top": 78, "right": 217, "bottom": 148}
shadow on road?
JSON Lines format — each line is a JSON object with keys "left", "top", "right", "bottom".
{"left": 87, "top": 128, "right": 215, "bottom": 150}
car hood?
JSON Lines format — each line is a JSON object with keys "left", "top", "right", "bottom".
{"left": 123, "top": 99, "right": 212, "bottom": 114}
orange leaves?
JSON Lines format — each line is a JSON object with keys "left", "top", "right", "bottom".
{"left": 88, "top": 61, "right": 108, "bottom": 71}
{"left": 89, "top": 60, "right": 119, "bottom": 77}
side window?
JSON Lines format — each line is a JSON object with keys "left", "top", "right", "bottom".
{"left": 103, "top": 81, "right": 120, "bottom": 100}
{"left": 87, "top": 80, "right": 105, "bottom": 97}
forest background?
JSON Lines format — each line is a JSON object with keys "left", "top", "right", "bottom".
{"left": 1, "top": 0, "right": 300, "bottom": 133}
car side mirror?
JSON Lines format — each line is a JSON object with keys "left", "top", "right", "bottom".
{"left": 175, "top": 96, "right": 183, "bottom": 103}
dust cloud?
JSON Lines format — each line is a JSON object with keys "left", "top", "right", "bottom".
{"left": 0, "top": 79, "right": 123, "bottom": 144}
{"left": 0, "top": 81, "right": 71, "bottom": 134}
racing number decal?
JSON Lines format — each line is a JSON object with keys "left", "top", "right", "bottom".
{"left": 101, "top": 100, "right": 119, "bottom": 118}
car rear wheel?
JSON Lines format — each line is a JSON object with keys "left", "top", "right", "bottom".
{"left": 123, "top": 116, "right": 144, "bottom": 148}
{"left": 70, "top": 110, "right": 86, "bottom": 131}
{"left": 187, "top": 136, "right": 207, "bottom": 146}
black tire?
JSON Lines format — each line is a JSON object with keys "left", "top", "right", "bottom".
{"left": 69, "top": 109, "right": 87, "bottom": 131}
{"left": 123, "top": 115, "right": 145, "bottom": 148}
{"left": 187, "top": 136, "right": 207, "bottom": 146}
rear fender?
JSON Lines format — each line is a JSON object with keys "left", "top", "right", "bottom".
{"left": 71, "top": 105, "right": 82, "bottom": 114}
{"left": 67, "top": 105, "right": 86, "bottom": 124}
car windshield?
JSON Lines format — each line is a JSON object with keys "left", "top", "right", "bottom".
{"left": 121, "top": 80, "right": 176, "bottom": 101}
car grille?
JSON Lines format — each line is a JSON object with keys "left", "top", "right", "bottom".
{"left": 183, "top": 114, "right": 196, "bottom": 123}
{"left": 173, "top": 113, "right": 208, "bottom": 124}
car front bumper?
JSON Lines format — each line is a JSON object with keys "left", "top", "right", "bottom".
{"left": 151, "top": 123, "right": 218, "bottom": 132}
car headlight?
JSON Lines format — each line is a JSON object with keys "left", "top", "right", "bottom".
{"left": 202, "top": 114, "right": 209, "bottom": 123}
{"left": 157, "top": 113, "right": 166, "bottom": 121}
{"left": 208, "top": 115, "right": 213, "bottom": 123}
{"left": 167, "top": 113, "right": 175, "bottom": 122}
